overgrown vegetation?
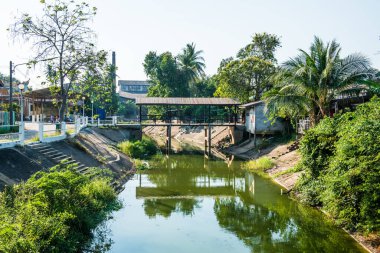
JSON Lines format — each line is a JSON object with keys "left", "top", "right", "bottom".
{"left": 296, "top": 98, "right": 380, "bottom": 234}
{"left": 134, "top": 159, "right": 150, "bottom": 170}
{"left": 117, "top": 136, "right": 158, "bottom": 159}
{"left": 243, "top": 157, "right": 276, "bottom": 174}
{"left": 0, "top": 163, "right": 121, "bottom": 252}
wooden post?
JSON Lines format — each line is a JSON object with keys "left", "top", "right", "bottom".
{"left": 204, "top": 125, "right": 212, "bottom": 158}
{"left": 204, "top": 127, "right": 207, "bottom": 157}
{"left": 208, "top": 125, "right": 211, "bottom": 156}
{"left": 166, "top": 125, "right": 171, "bottom": 156}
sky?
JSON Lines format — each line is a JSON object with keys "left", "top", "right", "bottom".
{"left": 0, "top": 0, "right": 379, "bottom": 89}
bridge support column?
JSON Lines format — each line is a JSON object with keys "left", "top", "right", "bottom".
{"left": 166, "top": 125, "right": 171, "bottom": 156}
{"left": 204, "top": 125, "right": 212, "bottom": 158}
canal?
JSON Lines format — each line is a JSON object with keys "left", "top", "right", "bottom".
{"left": 106, "top": 155, "right": 366, "bottom": 253}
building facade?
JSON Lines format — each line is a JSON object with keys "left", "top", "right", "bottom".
{"left": 241, "top": 101, "right": 285, "bottom": 135}
{"left": 118, "top": 80, "right": 151, "bottom": 101}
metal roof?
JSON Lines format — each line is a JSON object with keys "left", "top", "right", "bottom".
{"left": 135, "top": 97, "right": 240, "bottom": 106}
{"left": 240, "top": 100, "right": 264, "bottom": 108}
{"left": 119, "top": 91, "right": 148, "bottom": 100}
{"left": 118, "top": 80, "right": 151, "bottom": 86}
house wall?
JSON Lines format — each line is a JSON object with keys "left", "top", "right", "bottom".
{"left": 245, "top": 103, "right": 284, "bottom": 134}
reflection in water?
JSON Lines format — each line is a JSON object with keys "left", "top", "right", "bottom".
{"left": 107, "top": 155, "right": 366, "bottom": 253}
{"left": 144, "top": 198, "right": 201, "bottom": 218}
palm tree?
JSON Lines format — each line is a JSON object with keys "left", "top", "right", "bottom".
{"left": 177, "top": 43, "right": 206, "bottom": 83}
{"left": 264, "top": 36, "right": 375, "bottom": 125}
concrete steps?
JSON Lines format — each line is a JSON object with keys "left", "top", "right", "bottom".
{"left": 28, "top": 140, "right": 125, "bottom": 193}
{"left": 28, "top": 143, "right": 88, "bottom": 173}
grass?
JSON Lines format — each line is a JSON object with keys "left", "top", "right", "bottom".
{"left": 243, "top": 157, "right": 276, "bottom": 172}
{"left": 134, "top": 159, "right": 150, "bottom": 170}
{"left": 117, "top": 136, "right": 158, "bottom": 159}
{"left": 29, "top": 136, "right": 40, "bottom": 142}
{"left": 66, "top": 129, "right": 75, "bottom": 135}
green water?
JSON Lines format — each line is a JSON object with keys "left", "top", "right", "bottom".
{"left": 107, "top": 155, "right": 366, "bottom": 253}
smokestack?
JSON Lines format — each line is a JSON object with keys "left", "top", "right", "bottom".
{"left": 112, "top": 51, "right": 116, "bottom": 85}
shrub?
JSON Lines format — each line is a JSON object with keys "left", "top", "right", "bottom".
{"left": 118, "top": 136, "right": 158, "bottom": 159}
{"left": 0, "top": 164, "right": 121, "bottom": 252}
{"left": 134, "top": 159, "right": 150, "bottom": 170}
{"left": 296, "top": 97, "right": 380, "bottom": 233}
{"left": 243, "top": 157, "right": 275, "bottom": 171}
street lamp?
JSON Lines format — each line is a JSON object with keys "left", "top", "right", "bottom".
{"left": 18, "top": 83, "right": 25, "bottom": 125}
{"left": 91, "top": 99, "right": 94, "bottom": 124}
{"left": 82, "top": 96, "right": 85, "bottom": 118}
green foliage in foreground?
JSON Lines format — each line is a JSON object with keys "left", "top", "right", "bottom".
{"left": 243, "top": 157, "right": 276, "bottom": 172}
{"left": 296, "top": 98, "right": 380, "bottom": 234}
{"left": 0, "top": 164, "right": 121, "bottom": 253}
{"left": 118, "top": 136, "right": 158, "bottom": 159}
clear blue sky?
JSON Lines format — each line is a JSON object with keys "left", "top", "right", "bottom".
{"left": 1, "top": 0, "right": 379, "bottom": 88}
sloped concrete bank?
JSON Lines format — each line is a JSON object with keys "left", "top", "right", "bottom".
{"left": 143, "top": 125, "right": 244, "bottom": 159}
{"left": 0, "top": 126, "right": 138, "bottom": 191}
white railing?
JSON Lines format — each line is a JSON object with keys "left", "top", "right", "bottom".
{"left": 0, "top": 124, "right": 24, "bottom": 149}
{"left": 0, "top": 116, "right": 121, "bottom": 149}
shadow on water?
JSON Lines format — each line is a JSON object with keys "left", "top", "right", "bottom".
{"left": 103, "top": 154, "right": 366, "bottom": 253}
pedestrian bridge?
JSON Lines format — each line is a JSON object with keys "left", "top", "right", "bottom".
{"left": 1, "top": 97, "right": 242, "bottom": 157}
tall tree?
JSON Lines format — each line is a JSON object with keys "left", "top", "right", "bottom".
{"left": 264, "top": 36, "right": 376, "bottom": 125}
{"left": 177, "top": 43, "right": 205, "bottom": 83}
{"left": 75, "top": 55, "right": 118, "bottom": 115}
{"left": 215, "top": 57, "right": 275, "bottom": 102}
{"left": 144, "top": 51, "right": 188, "bottom": 97}
{"left": 214, "top": 33, "right": 280, "bottom": 102}
{"left": 237, "top": 33, "right": 281, "bottom": 62}
{"left": 10, "top": 0, "right": 98, "bottom": 121}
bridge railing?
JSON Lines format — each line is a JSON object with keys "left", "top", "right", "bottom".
{"left": 139, "top": 114, "right": 241, "bottom": 125}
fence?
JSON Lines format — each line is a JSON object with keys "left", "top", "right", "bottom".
{"left": 0, "top": 116, "right": 122, "bottom": 149}
{"left": 0, "top": 124, "right": 24, "bottom": 149}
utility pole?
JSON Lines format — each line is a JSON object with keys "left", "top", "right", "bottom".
{"left": 9, "top": 61, "right": 13, "bottom": 125}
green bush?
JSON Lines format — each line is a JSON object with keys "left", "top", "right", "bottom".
{"left": 296, "top": 97, "right": 380, "bottom": 233}
{"left": 243, "top": 157, "right": 276, "bottom": 171}
{"left": 0, "top": 163, "right": 121, "bottom": 252}
{"left": 134, "top": 159, "right": 150, "bottom": 170}
{"left": 118, "top": 136, "right": 158, "bottom": 159}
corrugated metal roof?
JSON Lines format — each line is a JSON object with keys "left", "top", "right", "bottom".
{"left": 240, "top": 100, "right": 264, "bottom": 108}
{"left": 118, "top": 80, "right": 151, "bottom": 86}
{"left": 136, "top": 97, "right": 240, "bottom": 106}
{"left": 119, "top": 91, "right": 148, "bottom": 100}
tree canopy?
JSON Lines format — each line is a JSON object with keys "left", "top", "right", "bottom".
{"left": 10, "top": 0, "right": 112, "bottom": 120}
{"left": 143, "top": 43, "right": 208, "bottom": 98}
{"left": 263, "top": 36, "right": 376, "bottom": 125}
{"left": 214, "top": 33, "right": 280, "bottom": 103}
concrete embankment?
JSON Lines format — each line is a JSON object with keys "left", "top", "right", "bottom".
{"left": 0, "top": 126, "right": 138, "bottom": 191}
{"left": 143, "top": 125, "right": 244, "bottom": 159}
{"left": 225, "top": 139, "right": 301, "bottom": 190}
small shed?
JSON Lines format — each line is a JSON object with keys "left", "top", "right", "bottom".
{"left": 241, "top": 101, "right": 284, "bottom": 135}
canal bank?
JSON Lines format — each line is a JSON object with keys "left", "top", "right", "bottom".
{"left": 0, "top": 126, "right": 138, "bottom": 191}
{"left": 225, "top": 138, "right": 378, "bottom": 253}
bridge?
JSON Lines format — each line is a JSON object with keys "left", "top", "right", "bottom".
{"left": 1, "top": 97, "right": 242, "bottom": 158}
{"left": 134, "top": 97, "right": 241, "bottom": 157}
